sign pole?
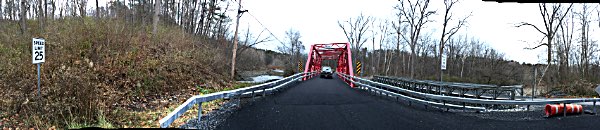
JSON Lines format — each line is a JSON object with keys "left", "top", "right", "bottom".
{"left": 533, "top": 65, "right": 536, "bottom": 100}
{"left": 32, "top": 38, "right": 45, "bottom": 99}
{"left": 37, "top": 63, "right": 41, "bottom": 98}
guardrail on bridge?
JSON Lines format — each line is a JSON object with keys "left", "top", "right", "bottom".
{"left": 337, "top": 73, "right": 599, "bottom": 117}
{"left": 159, "top": 72, "right": 317, "bottom": 128}
{"left": 372, "top": 76, "right": 523, "bottom": 100}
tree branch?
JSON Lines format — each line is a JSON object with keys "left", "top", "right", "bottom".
{"left": 524, "top": 43, "right": 548, "bottom": 50}
{"left": 515, "top": 22, "right": 548, "bottom": 36}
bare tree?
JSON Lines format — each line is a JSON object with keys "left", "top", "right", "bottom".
{"left": 338, "top": 13, "right": 373, "bottom": 62}
{"left": 152, "top": 0, "right": 160, "bottom": 35}
{"left": 78, "top": 0, "right": 86, "bottom": 18}
{"left": 238, "top": 26, "right": 273, "bottom": 54}
{"left": 277, "top": 28, "right": 304, "bottom": 74}
{"left": 516, "top": 3, "right": 572, "bottom": 88}
{"left": 438, "top": 0, "right": 469, "bottom": 81}
{"left": 370, "top": 18, "right": 377, "bottom": 75}
{"left": 391, "top": 12, "right": 407, "bottom": 76}
{"left": 0, "top": 0, "right": 3, "bottom": 19}
{"left": 37, "top": 0, "right": 44, "bottom": 31}
{"left": 5, "top": 0, "right": 12, "bottom": 20}
{"left": 377, "top": 20, "right": 388, "bottom": 75}
{"left": 516, "top": 3, "right": 572, "bottom": 66}
{"left": 395, "top": 0, "right": 435, "bottom": 78}
{"left": 50, "top": 0, "right": 55, "bottom": 19}
{"left": 575, "top": 3, "right": 595, "bottom": 77}
{"left": 556, "top": 8, "right": 574, "bottom": 79}
{"left": 95, "top": 0, "right": 99, "bottom": 18}
{"left": 19, "top": 0, "right": 26, "bottom": 34}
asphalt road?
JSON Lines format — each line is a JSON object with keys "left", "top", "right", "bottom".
{"left": 216, "top": 75, "right": 599, "bottom": 130}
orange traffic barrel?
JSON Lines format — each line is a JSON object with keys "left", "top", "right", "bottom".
{"left": 545, "top": 104, "right": 583, "bottom": 117}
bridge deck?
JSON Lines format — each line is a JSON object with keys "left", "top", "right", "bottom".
{"left": 216, "top": 75, "right": 598, "bottom": 129}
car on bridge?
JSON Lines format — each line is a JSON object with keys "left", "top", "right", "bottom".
{"left": 320, "top": 66, "right": 333, "bottom": 79}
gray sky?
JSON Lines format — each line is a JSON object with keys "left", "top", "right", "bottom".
{"left": 92, "top": 1, "right": 599, "bottom": 64}
{"left": 238, "top": 1, "right": 599, "bottom": 64}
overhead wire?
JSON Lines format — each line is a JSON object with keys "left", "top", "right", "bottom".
{"left": 246, "top": 12, "right": 285, "bottom": 45}
{"left": 232, "top": 0, "right": 285, "bottom": 44}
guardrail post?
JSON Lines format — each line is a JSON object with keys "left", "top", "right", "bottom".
{"left": 493, "top": 90, "right": 498, "bottom": 100}
{"left": 563, "top": 103, "right": 567, "bottom": 117}
{"left": 237, "top": 93, "right": 242, "bottom": 107}
{"left": 263, "top": 87, "right": 266, "bottom": 97}
{"left": 510, "top": 90, "right": 515, "bottom": 100}
{"left": 594, "top": 101, "right": 597, "bottom": 114}
{"left": 443, "top": 100, "right": 447, "bottom": 112}
{"left": 198, "top": 101, "right": 203, "bottom": 128}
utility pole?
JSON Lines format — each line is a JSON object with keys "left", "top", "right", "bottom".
{"left": 532, "top": 65, "right": 537, "bottom": 100}
{"left": 231, "top": 0, "right": 247, "bottom": 79}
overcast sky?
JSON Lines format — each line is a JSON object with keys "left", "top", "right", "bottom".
{"left": 92, "top": 1, "right": 599, "bottom": 64}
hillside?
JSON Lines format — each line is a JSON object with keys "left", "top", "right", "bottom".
{"left": 0, "top": 17, "right": 260, "bottom": 128}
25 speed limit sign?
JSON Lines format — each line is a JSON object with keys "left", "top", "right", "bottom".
{"left": 32, "top": 38, "right": 45, "bottom": 64}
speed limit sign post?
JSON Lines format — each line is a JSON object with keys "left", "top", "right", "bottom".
{"left": 32, "top": 38, "right": 45, "bottom": 98}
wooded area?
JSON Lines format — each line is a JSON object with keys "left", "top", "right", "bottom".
{"left": 0, "top": 0, "right": 288, "bottom": 128}
{"left": 338, "top": 1, "right": 600, "bottom": 96}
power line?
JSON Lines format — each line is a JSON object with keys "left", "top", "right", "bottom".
{"left": 231, "top": 0, "right": 284, "bottom": 45}
{"left": 246, "top": 12, "right": 285, "bottom": 45}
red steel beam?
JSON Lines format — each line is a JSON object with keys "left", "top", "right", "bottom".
{"left": 304, "top": 43, "right": 354, "bottom": 87}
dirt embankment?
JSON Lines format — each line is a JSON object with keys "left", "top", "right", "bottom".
{"left": 0, "top": 19, "right": 235, "bottom": 129}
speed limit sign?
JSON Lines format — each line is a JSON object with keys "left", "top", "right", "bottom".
{"left": 32, "top": 38, "right": 46, "bottom": 98}
{"left": 32, "top": 38, "right": 45, "bottom": 64}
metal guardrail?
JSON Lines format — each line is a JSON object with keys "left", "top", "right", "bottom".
{"left": 159, "top": 72, "right": 317, "bottom": 128}
{"left": 373, "top": 76, "right": 523, "bottom": 100}
{"left": 338, "top": 73, "right": 599, "bottom": 115}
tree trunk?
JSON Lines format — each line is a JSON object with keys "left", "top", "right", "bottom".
{"left": 371, "top": 32, "right": 375, "bottom": 75}
{"left": 38, "top": 0, "right": 43, "bottom": 32}
{"left": 410, "top": 45, "right": 416, "bottom": 78}
{"left": 51, "top": 0, "right": 55, "bottom": 19}
{"left": 79, "top": 0, "right": 85, "bottom": 18}
{"left": 198, "top": 0, "right": 206, "bottom": 36}
{"left": 152, "top": 0, "right": 160, "bottom": 35}
{"left": 0, "top": 0, "right": 3, "bottom": 19}
{"left": 95, "top": 0, "right": 98, "bottom": 18}
{"left": 44, "top": 0, "right": 47, "bottom": 19}
{"left": 20, "top": 0, "right": 26, "bottom": 34}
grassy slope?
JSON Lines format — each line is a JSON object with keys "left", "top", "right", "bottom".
{"left": 0, "top": 18, "right": 245, "bottom": 128}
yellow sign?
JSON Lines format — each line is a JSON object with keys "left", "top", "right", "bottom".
{"left": 298, "top": 61, "right": 304, "bottom": 71}
{"left": 356, "top": 61, "right": 362, "bottom": 74}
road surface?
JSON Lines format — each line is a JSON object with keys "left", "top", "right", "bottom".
{"left": 217, "top": 75, "right": 598, "bottom": 130}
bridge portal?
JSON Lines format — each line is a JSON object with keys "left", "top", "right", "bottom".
{"left": 303, "top": 43, "right": 355, "bottom": 87}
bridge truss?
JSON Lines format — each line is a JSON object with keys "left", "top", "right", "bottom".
{"left": 303, "top": 43, "right": 355, "bottom": 87}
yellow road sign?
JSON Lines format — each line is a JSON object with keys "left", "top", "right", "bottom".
{"left": 356, "top": 61, "right": 362, "bottom": 74}
{"left": 298, "top": 61, "right": 304, "bottom": 71}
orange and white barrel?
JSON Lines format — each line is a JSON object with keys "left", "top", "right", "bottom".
{"left": 545, "top": 104, "right": 583, "bottom": 117}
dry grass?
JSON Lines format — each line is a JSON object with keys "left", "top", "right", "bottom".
{"left": 0, "top": 17, "right": 236, "bottom": 129}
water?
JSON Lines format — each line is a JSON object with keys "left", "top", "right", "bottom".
{"left": 251, "top": 75, "right": 283, "bottom": 82}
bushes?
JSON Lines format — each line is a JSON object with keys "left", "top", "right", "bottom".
{"left": 0, "top": 18, "right": 231, "bottom": 128}
{"left": 557, "top": 79, "right": 598, "bottom": 97}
